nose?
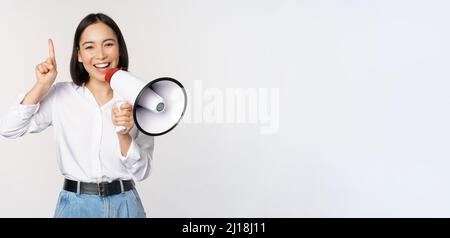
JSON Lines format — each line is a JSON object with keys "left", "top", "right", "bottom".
{"left": 96, "top": 47, "right": 106, "bottom": 60}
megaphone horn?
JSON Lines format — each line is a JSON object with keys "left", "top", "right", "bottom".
{"left": 105, "top": 68, "right": 187, "bottom": 136}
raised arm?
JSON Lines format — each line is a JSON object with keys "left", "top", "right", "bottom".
{"left": 22, "top": 39, "right": 58, "bottom": 105}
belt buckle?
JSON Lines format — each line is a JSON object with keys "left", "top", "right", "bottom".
{"left": 97, "top": 182, "right": 107, "bottom": 196}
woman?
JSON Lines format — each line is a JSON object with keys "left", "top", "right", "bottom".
{"left": 0, "top": 13, "right": 153, "bottom": 218}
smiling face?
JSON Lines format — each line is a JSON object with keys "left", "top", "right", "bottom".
{"left": 78, "top": 22, "right": 120, "bottom": 83}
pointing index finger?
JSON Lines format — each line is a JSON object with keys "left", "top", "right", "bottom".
{"left": 48, "top": 39, "right": 55, "bottom": 60}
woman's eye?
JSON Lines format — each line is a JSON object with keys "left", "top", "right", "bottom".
{"left": 85, "top": 46, "right": 93, "bottom": 50}
{"left": 105, "top": 43, "right": 114, "bottom": 47}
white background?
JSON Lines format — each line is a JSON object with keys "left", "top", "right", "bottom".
{"left": 1, "top": 0, "right": 450, "bottom": 217}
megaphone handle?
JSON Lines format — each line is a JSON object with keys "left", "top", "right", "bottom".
{"left": 115, "top": 101, "right": 127, "bottom": 134}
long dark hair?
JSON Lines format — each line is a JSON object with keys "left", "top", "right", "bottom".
{"left": 70, "top": 13, "right": 129, "bottom": 86}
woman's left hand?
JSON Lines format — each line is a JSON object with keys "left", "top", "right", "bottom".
{"left": 112, "top": 102, "right": 134, "bottom": 135}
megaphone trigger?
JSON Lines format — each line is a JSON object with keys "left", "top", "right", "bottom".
{"left": 114, "top": 101, "right": 127, "bottom": 134}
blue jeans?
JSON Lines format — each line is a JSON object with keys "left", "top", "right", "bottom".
{"left": 54, "top": 188, "right": 146, "bottom": 218}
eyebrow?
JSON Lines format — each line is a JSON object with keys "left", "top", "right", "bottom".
{"left": 81, "top": 38, "right": 116, "bottom": 46}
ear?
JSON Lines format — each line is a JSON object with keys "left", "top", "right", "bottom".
{"left": 77, "top": 50, "right": 82, "bottom": 63}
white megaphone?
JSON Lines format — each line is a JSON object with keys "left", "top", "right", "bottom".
{"left": 105, "top": 68, "right": 187, "bottom": 136}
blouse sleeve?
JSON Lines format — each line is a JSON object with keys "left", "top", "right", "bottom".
{"left": 0, "top": 84, "right": 57, "bottom": 138}
{"left": 119, "top": 127, "right": 155, "bottom": 182}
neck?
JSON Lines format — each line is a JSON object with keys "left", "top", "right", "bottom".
{"left": 85, "top": 78, "right": 113, "bottom": 97}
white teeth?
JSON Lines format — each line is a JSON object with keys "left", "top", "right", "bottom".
{"left": 94, "top": 63, "right": 110, "bottom": 68}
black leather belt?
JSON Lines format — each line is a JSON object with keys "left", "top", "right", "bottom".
{"left": 63, "top": 179, "right": 135, "bottom": 196}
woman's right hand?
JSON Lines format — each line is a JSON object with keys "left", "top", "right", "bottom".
{"left": 35, "top": 39, "right": 57, "bottom": 87}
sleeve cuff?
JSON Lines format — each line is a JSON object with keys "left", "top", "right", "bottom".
{"left": 119, "top": 138, "right": 141, "bottom": 168}
{"left": 14, "top": 93, "right": 40, "bottom": 120}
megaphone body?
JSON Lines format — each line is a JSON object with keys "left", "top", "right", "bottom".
{"left": 105, "top": 68, "right": 187, "bottom": 136}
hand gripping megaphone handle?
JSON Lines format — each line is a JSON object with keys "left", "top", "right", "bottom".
{"left": 114, "top": 101, "right": 127, "bottom": 134}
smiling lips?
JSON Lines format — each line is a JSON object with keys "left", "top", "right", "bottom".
{"left": 93, "top": 63, "right": 111, "bottom": 74}
{"left": 94, "top": 62, "right": 111, "bottom": 69}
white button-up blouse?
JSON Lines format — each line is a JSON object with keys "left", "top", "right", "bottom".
{"left": 0, "top": 81, "right": 154, "bottom": 183}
